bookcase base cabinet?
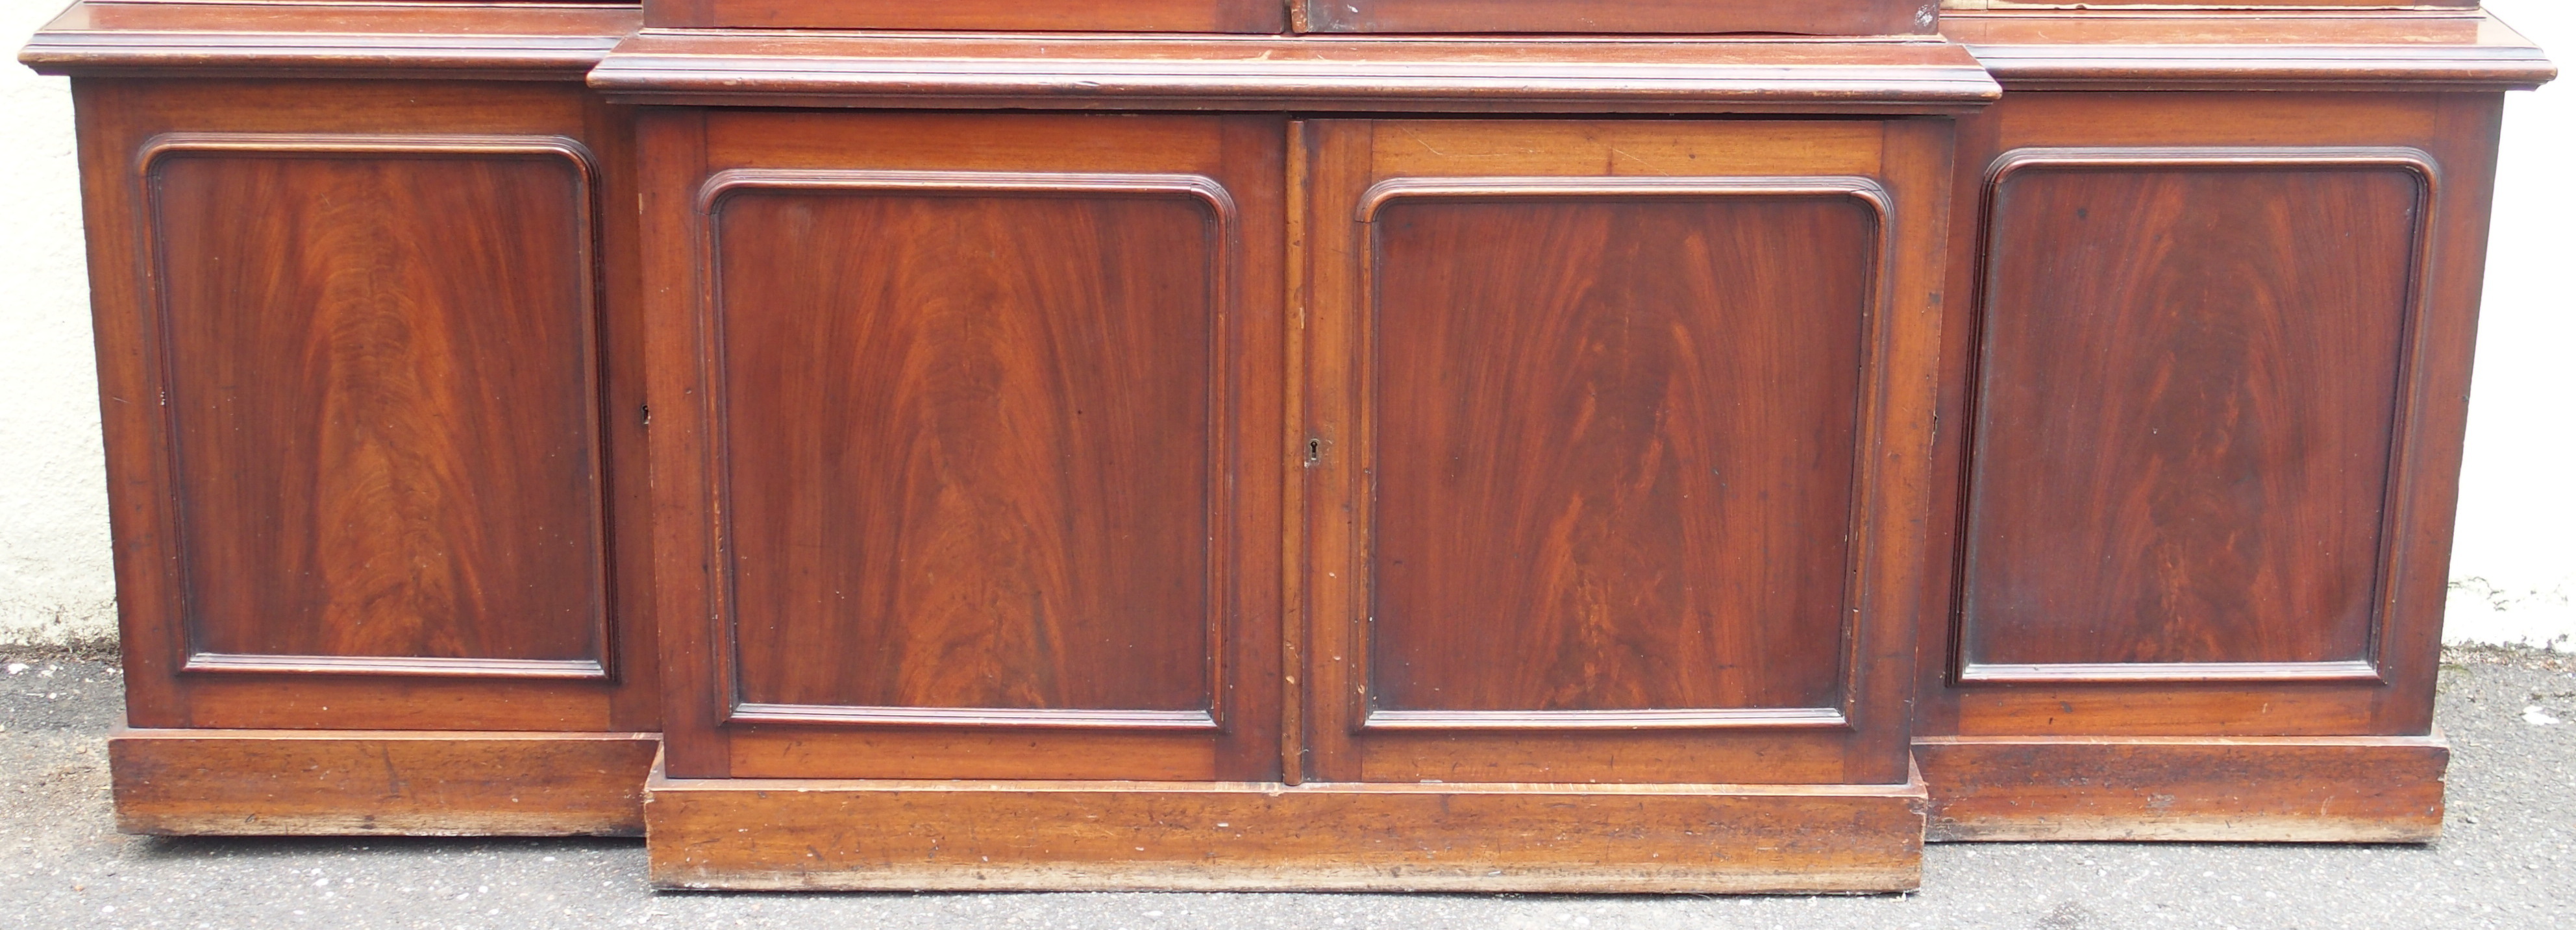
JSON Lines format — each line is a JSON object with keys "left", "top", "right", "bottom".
{"left": 20, "top": 0, "right": 2553, "bottom": 894}
{"left": 642, "top": 765, "right": 1931, "bottom": 893}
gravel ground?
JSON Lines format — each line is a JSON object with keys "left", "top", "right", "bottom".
{"left": 1, "top": 648, "right": 2570, "bottom": 929}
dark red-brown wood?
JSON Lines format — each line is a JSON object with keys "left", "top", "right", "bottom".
{"left": 152, "top": 138, "right": 610, "bottom": 678}
{"left": 714, "top": 180, "right": 1219, "bottom": 721}
{"left": 1368, "top": 195, "right": 1871, "bottom": 716}
{"left": 70, "top": 78, "right": 658, "bottom": 734}
{"left": 1300, "top": 119, "right": 1951, "bottom": 787}
{"left": 1959, "top": 154, "right": 2426, "bottom": 679}
{"left": 641, "top": 111, "right": 1285, "bottom": 781}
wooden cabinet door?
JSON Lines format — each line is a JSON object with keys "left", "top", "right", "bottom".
{"left": 643, "top": 112, "right": 1286, "bottom": 781}
{"left": 1297, "top": 120, "right": 1953, "bottom": 786}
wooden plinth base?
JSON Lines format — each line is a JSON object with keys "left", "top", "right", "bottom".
{"left": 645, "top": 763, "right": 1929, "bottom": 892}
{"left": 109, "top": 728, "right": 662, "bottom": 836}
{"left": 1916, "top": 733, "right": 2448, "bottom": 843}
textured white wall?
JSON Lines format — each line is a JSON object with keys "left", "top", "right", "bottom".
{"left": 2446, "top": 0, "right": 2576, "bottom": 650}
{"left": 0, "top": 0, "right": 112, "bottom": 646}
{"left": 0, "top": 2, "right": 2568, "bottom": 649}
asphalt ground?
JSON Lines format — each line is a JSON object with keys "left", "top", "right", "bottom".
{"left": 1, "top": 646, "right": 2570, "bottom": 929}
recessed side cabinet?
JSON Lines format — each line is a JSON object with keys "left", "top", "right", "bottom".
{"left": 70, "top": 78, "right": 660, "bottom": 835}
{"left": 1914, "top": 91, "right": 2511, "bottom": 842}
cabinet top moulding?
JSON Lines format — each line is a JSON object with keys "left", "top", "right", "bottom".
{"left": 19, "top": 1, "right": 636, "bottom": 79}
{"left": 585, "top": 32, "right": 2001, "bottom": 113}
{"left": 1945, "top": 10, "right": 2555, "bottom": 90}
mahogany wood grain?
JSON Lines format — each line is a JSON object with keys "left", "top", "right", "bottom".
{"left": 112, "top": 729, "right": 660, "bottom": 836}
{"left": 1961, "top": 153, "right": 2427, "bottom": 678}
{"left": 710, "top": 175, "right": 1220, "bottom": 722}
{"left": 1367, "top": 191, "right": 1874, "bottom": 718}
{"left": 1302, "top": 119, "right": 1950, "bottom": 786}
{"left": 1917, "top": 734, "right": 2447, "bottom": 842}
{"left": 1304, "top": 0, "right": 1934, "bottom": 36}
{"left": 149, "top": 136, "right": 610, "bottom": 675}
{"left": 1921, "top": 92, "right": 2502, "bottom": 751}
{"left": 645, "top": 768, "right": 1929, "bottom": 892}
{"left": 71, "top": 79, "right": 657, "bottom": 735}
{"left": 587, "top": 32, "right": 2000, "bottom": 114}
{"left": 643, "top": 112, "right": 1285, "bottom": 781}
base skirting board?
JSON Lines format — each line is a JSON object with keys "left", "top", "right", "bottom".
{"left": 108, "top": 728, "right": 662, "bottom": 837}
{"left": 105, "top": 733, "right": 2454, "bottom": 866}
{"left": 1914, "top": 733, "right": 2449, "bottom": 843}
{"left": 642, "top": 763, "right": 1931, "bottom": 892}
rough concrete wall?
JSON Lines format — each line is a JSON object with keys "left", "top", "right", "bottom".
{"left": 0, "top": 0, "right": 114, "bottom": 647}
{"left": 0, "top": 1, "right": 2568, "bottom": 650}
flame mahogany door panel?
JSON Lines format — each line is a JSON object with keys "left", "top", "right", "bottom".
{"left": 641, "top": 111, "right": 1286, "bottom": 781}
{"left": 1298, "top": 119, "right": 1953, "bottom": 786}
{"left": 79, "top": 79, "right": 659, "bottom": 734}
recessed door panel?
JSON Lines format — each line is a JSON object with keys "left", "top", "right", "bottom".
{"left": 645, "top": 112, "right": 1285, "bottom": 780}
{"left": 1368, "top": 195, "right": 1872, "bottom": 719}
{"left": 150, "top": 139, "right": 610, "bottom": 680}
{"left": 712, "top": 180, "right": 1219, "bottom": 725}
{"left": 1959, "top": 152, "right": 2429, "bottom": 684}
{"left": 1302, "top": 119, "right": 1950, "bottom": 785}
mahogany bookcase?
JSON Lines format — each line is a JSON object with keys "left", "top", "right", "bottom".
{"left": 19, "top": 0, "right": 2553, "bottom": 891}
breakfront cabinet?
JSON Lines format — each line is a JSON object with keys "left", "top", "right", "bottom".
{"left": 22, "top": 0, "right": 2553, "bottom": 892}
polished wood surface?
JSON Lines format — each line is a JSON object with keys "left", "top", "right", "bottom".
{"left": 1304, "top": 0, "right": 1932, "bottom": 36}
{"left": 643, "top": 111, "right": 1284, "bottom": 781}
{"left": 25, "top": 0, "right": 2551, "bottom": 864}
{"left": 1960, "top": 153, "right": 2425, "bottom": 678}
{"left": 588, "top": 32, "right": 2000, "bottom": 114}
{"left": 72, "top": 79, "right": 659, "bottom": 734}
{"left": 712, "top": 178, "right": 1220, "bottom": 720}
{"left": 1300, "top": 119, "right": 1950, "bottom": 786}
{"left": 646, "top": 768, "right": 1930, "bottom": 892}
{"left": 1920, "top": 92, "right": 2503, "bottom": 754}
{"left": 151, "top": 136, "right": 610, "bottom": 677}
{"left": 112, "top": 729, "right": 660, "bottom": 836}
{"left": 1368, "top": 193, "right": 1871, "bottom": 717}
{"left": 1917, "top": 734, "right": 2447, "bottom": 842}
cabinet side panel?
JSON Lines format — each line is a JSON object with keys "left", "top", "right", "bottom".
{"left": 155, "top": 152, "right": 607, "bottom": 667}
{"left": 1964, "top": 164, "right": 2421, "bottom": 670}
{"left": 715, "top": 191, "right": 1215, "bottom": 715}
{"left": 1369, "top": 196, "right": 1874, "bottom": 714}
